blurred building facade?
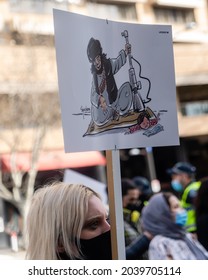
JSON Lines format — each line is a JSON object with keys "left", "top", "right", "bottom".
{"left": 0, "top": 0, "right": 208, "bottom": 183}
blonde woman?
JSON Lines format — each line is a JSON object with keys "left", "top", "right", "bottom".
{"left": 25, "top": 182, "right": 111, "bottom": 260}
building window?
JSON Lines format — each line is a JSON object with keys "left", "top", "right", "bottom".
{"left": 9, "top": 0, "right": 68, "bottom": 14}
{"left": 153, "top": 6, "right": 195, "bottom": 25}
{"left": 86, "top": 2, "right": 137, "bottom": 22}
{"left": 181, "top": 101, "right": 208, "bottom": 116}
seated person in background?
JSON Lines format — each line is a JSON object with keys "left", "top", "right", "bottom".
{"left": 141, "top": 192, "right": 208, "bottom": 260}
{"left": 25, "top": 182, "right": 112, "bottom": 260}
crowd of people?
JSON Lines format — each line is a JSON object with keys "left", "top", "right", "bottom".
{"left": 25, "top": 161, "right": 208, "bottom": 260}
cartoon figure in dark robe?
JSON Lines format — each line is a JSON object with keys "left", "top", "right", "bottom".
{"left": 87, "top": 37, "right": 133, "bottom": 126}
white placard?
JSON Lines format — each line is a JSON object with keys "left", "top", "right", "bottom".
{"left": 54, "top": 9, "right": 179, "bottom": 153}
{"left": 63, "top": 169, "right": 108, "bottom": 205}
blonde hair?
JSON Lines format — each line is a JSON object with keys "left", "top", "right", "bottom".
{"left": 25, "top": 182, "right": 100, "bottom": 260}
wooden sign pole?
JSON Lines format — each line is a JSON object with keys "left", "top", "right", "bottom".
{"left": 106, "top": 149, "right": 126, "bottom": 260}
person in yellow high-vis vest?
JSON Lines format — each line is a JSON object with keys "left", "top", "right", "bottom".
{"left": 167, "top": 162, "right": 200, "bottom": 233}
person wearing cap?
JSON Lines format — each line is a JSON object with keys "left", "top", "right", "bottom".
{"left": 167, "top": 162, "right": 201, "bottom": 233}
{"left": 87, "top": 37, "right": 132, "bottom": 126}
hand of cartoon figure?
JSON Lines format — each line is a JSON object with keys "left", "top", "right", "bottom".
{"left": 125, "top": 43, "right": 131, "bottom": 55}
{"left": 99, "top": 95, "right": 107, "bottom": 111}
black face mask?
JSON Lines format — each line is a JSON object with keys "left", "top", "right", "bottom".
{"left": 80, "top": 230, "right": 112, "bottom": 260}
{"left": 126, "top": 203, "right": 142, "bottom": 213}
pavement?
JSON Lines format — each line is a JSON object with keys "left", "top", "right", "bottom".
{"left": 0, "top": 248, "right": 26, "bottom": 260}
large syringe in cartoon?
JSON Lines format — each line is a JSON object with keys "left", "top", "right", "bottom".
{"left": 121, "top": 30, "right": 145, "bottom": 112}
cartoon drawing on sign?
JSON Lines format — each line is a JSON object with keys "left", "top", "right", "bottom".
{"left": 73, "top": 30, "right": 166, "bottom": 137}
{"left": 86, "top": 36, "right": 132, "bottom": 126}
